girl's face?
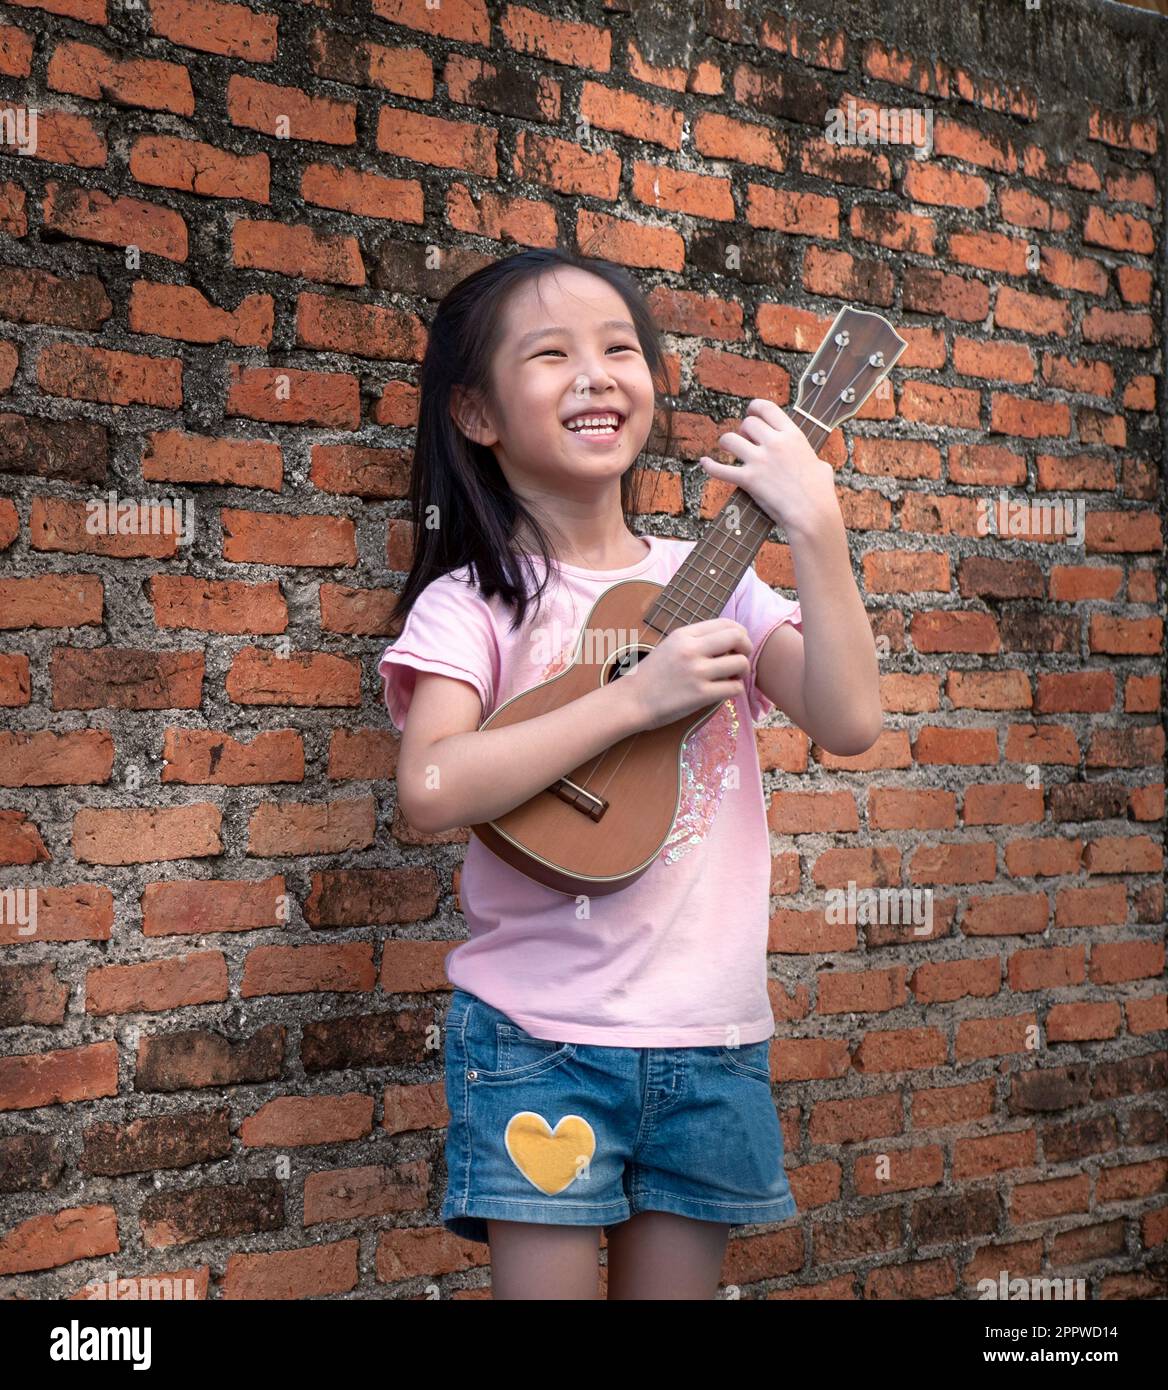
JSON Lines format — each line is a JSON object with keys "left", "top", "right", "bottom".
{"left": 455, "top": 267, "right": 656, "bottom": 494}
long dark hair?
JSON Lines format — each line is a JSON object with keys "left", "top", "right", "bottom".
{"left": 389, "top": 247, "right": 675, "bottom": 634}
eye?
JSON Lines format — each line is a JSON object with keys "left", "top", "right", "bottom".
{"left": 534, "top": 345, "right": 638, "bottom": 358}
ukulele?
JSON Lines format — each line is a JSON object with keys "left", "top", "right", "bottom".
{"left": 470, "top": 305, "right": 907, "bottom": 896}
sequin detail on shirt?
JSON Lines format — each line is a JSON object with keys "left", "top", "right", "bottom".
{"left": 662, "top": 699, "right": 739, "bottom": 865}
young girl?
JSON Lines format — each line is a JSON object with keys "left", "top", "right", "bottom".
{"left": 379, "top": 248, "right": 883, "bottom": 1299}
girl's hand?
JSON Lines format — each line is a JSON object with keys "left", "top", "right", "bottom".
{"left": 623, "top": 619, "right": 753, "bottom": 732}
{"left": 698, "top": 398, "right": 840, "bottom": 539}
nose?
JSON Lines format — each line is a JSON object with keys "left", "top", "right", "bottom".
{"left": 572, "top": 360, "right": 619, "bottom": 406}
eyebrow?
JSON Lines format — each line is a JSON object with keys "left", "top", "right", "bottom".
{"left": 514, "top": 320, "right": 637, "bottom": 352}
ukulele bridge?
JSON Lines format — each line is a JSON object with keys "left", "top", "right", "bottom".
{"left": 550, "top": 778, "right": 608, "bottom": 822}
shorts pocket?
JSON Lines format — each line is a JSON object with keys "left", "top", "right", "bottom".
{"left": 463, "top": 1000, "right": 576, "bottom": 1081}
{"left": 717, "top": 1037, "right": 773, "bottom": 1082}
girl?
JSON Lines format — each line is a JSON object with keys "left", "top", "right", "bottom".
{"left": 379, "top": 247, "right": 882, "bottom": 1299}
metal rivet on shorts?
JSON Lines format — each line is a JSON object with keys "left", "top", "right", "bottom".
{"left": 467, "top": 1069, "right": 478, "bottom": 1080}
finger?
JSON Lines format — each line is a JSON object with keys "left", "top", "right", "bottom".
{"left": 697, "top": 456, "right": 745, "bottom": 489}
{"left": 746, "top": 398, "right": 794, "bottom": 431}
{"left": 714, "top": 430, "right": 764, "bottom": 464}
{"left": 736, "top": 414, "right": 774, "bottom": 443}
{"left": 705, "top": 653, "right": 752, "bottom": 683}
{"left": 693, "top": 623, "right": 753, "bottom": 656}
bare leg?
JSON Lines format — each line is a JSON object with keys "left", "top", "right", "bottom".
{"left": 605, "top": 1211, "right": 731, "bottom": 1299}
{"left": 486, "top": 1219, "right": 602, "bottom": 1300}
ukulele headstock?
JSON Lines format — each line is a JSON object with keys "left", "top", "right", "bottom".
{"left": 793, "top": 306, "right": 908, "bottom": 434}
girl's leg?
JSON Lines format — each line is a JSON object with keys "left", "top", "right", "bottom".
{"left": 486, "top": 1219, "right": 602, "bottom": 1300}
{"left": 604, "top": 1211, "right": 731, "bottom": 1300}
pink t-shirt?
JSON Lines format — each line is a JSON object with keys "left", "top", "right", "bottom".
{"left": 378, "top": 533, "right": 802, "bottom": 1046}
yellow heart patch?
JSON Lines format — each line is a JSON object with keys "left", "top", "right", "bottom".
{"left": 504, "top": 1112, "right": 596, "bottom": 1196}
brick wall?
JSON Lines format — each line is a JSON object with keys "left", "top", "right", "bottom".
{"left": 0, "top": 0, "right": 1164, "bottom": 1300}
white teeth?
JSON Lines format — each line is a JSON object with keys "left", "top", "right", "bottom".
{"left": 565, "top": 415, "right": 621, "bottom": 433}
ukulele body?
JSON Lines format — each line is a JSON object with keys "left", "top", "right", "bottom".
{"left": 469, "top": 576, "right": 726, "bottom": 897}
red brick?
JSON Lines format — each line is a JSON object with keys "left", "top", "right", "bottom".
{"left": 232, "top": 219, "right": 364, "bottom": 286}
{"left": 376, "top": 106, "right": 496, "bottom": 173}
{"left": 5, "top": 105, "right": 106, "bottom": 168}
{"left": 0, "top": 1040, "right": 118, "bottom": 1111}
{"left": 631, "top": 161, "right": 734, "bottom": 220}
{"left": 0, "top": 266, "right": 111, "bottom": 329}
{"left": 47, "top": 38, "right": 194, "bottom": 113}
{"left": 150, "top": 0, "right": 279, "bottom": 61}
{"left": 0, "top": 23, "right": 34, "bottom": 77}
{"left": 301, "top": 162, "right": 423, "bottom": 222}
{"left": 150, "top": 576, "right": 286, "bottom": 634}
{"left": 247, "top": 797, "right": 376, "bottom": 857}
{"left": 129, "top": 280, "right": 273, "bottom": 346}
{"left": 852, "top": 202, "right": 935, "bottom": 254}
{"left": 225, "top": 365, "right": 360, "bottom": 428}
{"left": 52, "top": 648, "right": 203, "bottom": 710}
{"left": 141, "top": 875, "right": 286, "bottom": 937}
{"left": 241, "top": 943, "right": 377, "bottom": 998}
{"left": 142, "top": 430, "right": 282, "bottom": 490}
{"left": 221, "top": 509, "right": 356, "bottom": 566}
{"left": 904, "top": 162, "right": 989, "bottom": 207}
{"left": 693, "top": 111, "right": 788, "bottom": 172}
{"left": 747, "top": 185, "right": 839, "bottom": 237}
{"left": 43, "top": 181, "right": 186, "bottom": 261}
{"left": 1082, "top": 307, "right": 1154, "bottom": 349}
{"left": 162, "top": 729, "right": 305, "bottom": 785}
{"left": 227, "top": 74, "right": 355, "bottom": 144}
{"left": 500, "top": 4, "right": 609, "bottom": 68}
{"left": 74, "top": 804, "right": 221, "bottom": 864}
{"left": 574, "top": 209, "right": 684, "bottom": 271}
{"left": 30, "top": 496, "right": 179, "bottom": 559}
{"left": 86, "top": 950, "right": 228, "bottom": 1015}
{"left": 0, "top": 574, "right": 102, "bottom": 628}
{"left": 226, "top": 648, "right": 361, "bottom": 707}
{"left": 1088, "top": 106, "right": 1158, "bottom": 154}
{"left": 0, "top": 1204, "right": 118, "bottom": 1275}
{"left": 579, "top": 80, "right": 683, "bottom": 150}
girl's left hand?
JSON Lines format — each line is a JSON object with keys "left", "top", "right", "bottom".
{"left": 699, "top": 398, "right": 840, "bottom": 538}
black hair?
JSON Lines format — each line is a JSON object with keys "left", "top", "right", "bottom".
{"left": 388, "top": 246, "right": 675, "bottom": 635}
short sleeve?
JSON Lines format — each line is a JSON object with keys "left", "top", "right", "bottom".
{"left": 378, "top": 574, "right": 499, "bottom": 733}
{"left": 732, "top": 566, "right": 802, "bottom": 722}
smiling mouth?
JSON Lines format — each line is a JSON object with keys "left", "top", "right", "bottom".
{"left": 562, "top": 413, "right": 626, "bottom": 437}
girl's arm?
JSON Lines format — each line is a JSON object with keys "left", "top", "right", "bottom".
{"left": 699, "top": 396, "right": 883, "bottom": 756}
{"left": 754, "top": 507, "right": 884, "bottom": 755}
{"left": 396, "top": 671, "right": 647, "bottom": 835}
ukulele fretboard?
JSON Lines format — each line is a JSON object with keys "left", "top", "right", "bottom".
{"left": 644, "top": 416, "right": 831, "bottom": 634}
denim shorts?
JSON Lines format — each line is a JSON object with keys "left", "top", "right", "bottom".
{"left": 440, "top": 987, "right": 799, "bottom": 1244}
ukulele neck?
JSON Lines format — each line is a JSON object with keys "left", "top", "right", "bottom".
{"left": 644, "top": 409, "right": 830, "bottom": 636}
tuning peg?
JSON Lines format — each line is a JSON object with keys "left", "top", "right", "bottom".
{"left": 840, "top": 386, "right": 856, "bottom": 403}
{"left": 869, "top": 351, "right": 885, "bottom": 367}
{"left": 834, "top": 330, "right": 850, "bottom": 347}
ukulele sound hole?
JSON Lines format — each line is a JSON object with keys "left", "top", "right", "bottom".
{"left": 602, "top": 645, "right": 652, "bottom": 684}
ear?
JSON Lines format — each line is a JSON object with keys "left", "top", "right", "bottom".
{"left": 450, "top": 384, "right": 497, "bottom": 446}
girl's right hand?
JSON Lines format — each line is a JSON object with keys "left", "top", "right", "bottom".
{"left": 622, "top": 619, "right": 754, "bottom": 731}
